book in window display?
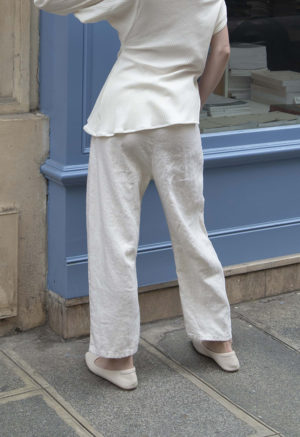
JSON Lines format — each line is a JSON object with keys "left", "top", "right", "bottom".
{"left": 200, "top": 0, "right": 300, "bottom": 132}
{"left": 251, "top": 70, "right": 300, "bottom": 105}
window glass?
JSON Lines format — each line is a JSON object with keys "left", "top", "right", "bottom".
{"left": 200, "top": 0, "right": 300, "bottom": 133}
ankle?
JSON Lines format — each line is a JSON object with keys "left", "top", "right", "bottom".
{"left": 202, "top": 340, "right": 233, "bottom": 353}
{"left": 95, "top": 355, "right": 134, "bottom": 370}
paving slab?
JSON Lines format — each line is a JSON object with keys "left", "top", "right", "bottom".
{"left": 0, "top": 393, "right": 78, "bottom": 437}
{"left": 1, "top": 326, "right": 260, "bottom": 437}
{"left": 141, "top": 315, "right": 300, "bottom": 437}
{"left": 0, "top": 351, "right": 26, "bottom": 393}
{"left": 232, "top": 291, "right": 300, "bottom": 350}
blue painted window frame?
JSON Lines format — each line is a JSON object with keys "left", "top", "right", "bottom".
{"left": 38, "top": 13, "right": 300, "bottom": 299}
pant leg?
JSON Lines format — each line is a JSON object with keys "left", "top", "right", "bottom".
{"left": 151, "top": 124, "right": 232, "bottom": 342}
{"left": 86, "top": 133, "right": 152, "bottom": 358}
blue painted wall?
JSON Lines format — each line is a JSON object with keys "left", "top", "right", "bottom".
{"left": 38, "top": 12, "right": 300, "bottom": 299}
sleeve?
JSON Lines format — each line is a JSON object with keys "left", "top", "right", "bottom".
{"left": 73, "top": 0, "right": 122, "bottom": 23}
{"left": 33, "top": 0, "right": 104, "bottom": 15}
{"left": 33, "top": 0, "right": 124, "bottom": 24}
{"left": 213, "top": 0, "right": 227, "bottom": 35}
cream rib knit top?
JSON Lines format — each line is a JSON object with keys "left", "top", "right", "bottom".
{"left": 34, "top": 0, "right": 228, "bottom": 137}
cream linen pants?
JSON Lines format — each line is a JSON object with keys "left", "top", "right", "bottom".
{"left": 86, "top": 124, "right": 232, "bottom": 358}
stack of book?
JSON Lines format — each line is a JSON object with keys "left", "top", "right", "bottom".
{"left": 229, "top": 73, "right": 252, "bottom": 100}
{"left": 200, "top": 111, "right": 300, "bottom": 133}
{"left": 251, "top": 70, "right": 300, "bottom": 105}
{"left": 270, "top": 104, "right": 300, "bottom": 115}
{"left": 229, "top": 43, "right": 267, "bottom": 71}
{"left": 228, "top": 43, "right": 268, "bottom": 99}
{"left": 202, "top": 94, "right": 252, "bottom": 117}
{"left": 200, "top": 94, "right": 270, "bottom": 120}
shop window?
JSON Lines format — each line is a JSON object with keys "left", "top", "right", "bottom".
{"left": 200, "top": 0, "right": 300, "bottom": 133}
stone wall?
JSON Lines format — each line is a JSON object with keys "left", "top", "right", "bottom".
{"left": 0, "top": 0, "right": 49, "bottom": 335}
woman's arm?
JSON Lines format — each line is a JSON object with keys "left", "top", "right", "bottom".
{"left": 198, "top": 25, "right": 230, "bottom": 109}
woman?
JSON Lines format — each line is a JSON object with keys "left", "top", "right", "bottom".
{"left": 34, "top": 0, "right": 240, "bottom": 390}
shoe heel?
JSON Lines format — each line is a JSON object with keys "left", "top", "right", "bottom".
{"left": 192, "top": 341, "right": 240, "bottom": 372}
{"left": 85, "top": 352, "right": 138, "bottom": 390}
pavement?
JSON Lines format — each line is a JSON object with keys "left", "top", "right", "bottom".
{"left": 0, "top": 290, "right": 299, "bottom": 437}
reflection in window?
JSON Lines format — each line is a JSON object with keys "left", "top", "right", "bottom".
{"left": 200, "top": 0, "right": 300, "bottom": 133}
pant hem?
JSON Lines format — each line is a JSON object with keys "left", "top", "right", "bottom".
{"left": 187, "top": 333, "right": 232, "bottom": 342}
{"left": 89, "top": 345, "right": 139, "bottom": 358}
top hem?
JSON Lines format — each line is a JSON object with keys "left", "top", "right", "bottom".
{"left": 83, "top": 120, "right": 200, "bottom": 137}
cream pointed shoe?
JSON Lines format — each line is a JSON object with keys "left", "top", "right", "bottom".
{"left": 192, "top": 340, "right": 240, "bottom": 372}
{"left": 85, "top": 352, "right": 138, "bottom": 390}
